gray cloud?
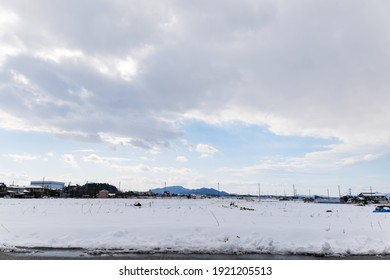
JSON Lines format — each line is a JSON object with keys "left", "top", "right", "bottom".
{"left": 1, "top": 0, "right": 390, "bottom": 160}
{"left": 1, "top": 0, "right": 173, "bottom": 55}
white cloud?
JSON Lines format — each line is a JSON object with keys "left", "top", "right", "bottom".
{"left": 7, "top": 152, "right": 55, "bottom": 163}
{"left": 82, "top": 153, "right": 135, "bottom": 166}
{"left": 0, "top": 8, "right": 24, "bottom": 66}
{"left": 196, "top": 144, "right": 218, "bottom": 158}
{"left": 224, "top": 145, "right": 385, "bottom": 175}
{"left": 116, "top": 56, "right": 138, "bottom": 81}
{"left": 73, "top": 149, "right": 96, "bottom": 153}
{"left": 98, "top": 132, "right": 163, "bottom": 152}
{"left": 99, "top": 133, "right": 131, "bottom": 146}
{"left": 7, "top": 153, "right": 38, "bottom": 162}
{"left": 68, "top": 87, "right": 93, "bottom": 100}
{"left": 34, "top": 48, "right": 84, "bottom": 64}
{"left": 42, "top": 152, "right": 54, "bottom": 161}
{"left": 80, "top": 152, "right": 192, "bottom": 176}
{"left": 10, "top": 69, "right": 30, "bottom": 85}
{"left": 82, "top": 154, "right": 104, "bottom": 164}
{"left": 62, "top": 154, "right": 79, "bottom": 168}
{"left": 176, "top": 156, "right": 188, "bottom": 162}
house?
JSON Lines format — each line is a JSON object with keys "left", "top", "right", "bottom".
{"left": 96, "top": 189, "right": 115, "bottom": 198}
{"left": 97, "top": 189, "right": 109, "bottom": 198}
{"left": 188, "top": 194, "right": 206, "bottom": 199}
{"left": 355, "top": 192, "right": 388, "bottom": 204}
{"left": 162, "top": 191, "right": 171, "bottom": 197}
{"left": 6, "top": 185, "right": 29, "bottom": 198}
{"left": 25, "top": 186, "right": 44, "bottom": 198}
{"left": 6, "top": 185, "right": 44, "bottom": 198}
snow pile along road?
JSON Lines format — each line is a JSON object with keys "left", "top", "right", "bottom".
{"left": 1, "top": 198, "right": 389, "bottom": 256}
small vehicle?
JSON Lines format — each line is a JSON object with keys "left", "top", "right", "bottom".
{"left": 373, "top": 205, "right": 390, "bottom": 213}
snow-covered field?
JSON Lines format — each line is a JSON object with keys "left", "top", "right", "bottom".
{"left": 1, "top": 198, "right": 390, "bottom": 256}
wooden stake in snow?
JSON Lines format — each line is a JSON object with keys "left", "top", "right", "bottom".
{"left": 209, "top": 210, "right": 220, "bottom": 226}
{"left": 1, "top": 224, "right": 10, "bottom": 233}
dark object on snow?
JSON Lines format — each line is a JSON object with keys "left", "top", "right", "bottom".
{"left": 373, "top": 205, "right": 390, "bottom": 213}
{"left": 134, "top": 202, "right": 142, "bottom": 207}
{"left": 240, "top": 207, "right": 254, "bottom": 211}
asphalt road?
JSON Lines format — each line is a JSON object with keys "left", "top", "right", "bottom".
{"left": 1, "top": 249, "right": 388, "bottom": 260}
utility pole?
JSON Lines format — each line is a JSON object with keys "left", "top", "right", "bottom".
{"left": 42, "top": 177, "right": 46, "bottom": 196}
{"left": 370, "top": 185, "right": 373, "bottom": 201}
{"left": 292, "top": 184, "right": 297, "bottom": 198}
{"left": 258, "top": 184, "right": 261, "bottom": 202}
{"left": 218, "top": 182, "right": 220, "bottom": 197}
{"left": 327, "top": 189, "right": 330, "bottom": 200}
{"left": 338, "top": 185, "right": 341, "bottom": 198}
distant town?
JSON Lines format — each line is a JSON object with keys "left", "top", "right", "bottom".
{"left": 0, "top": 180, "right": 389, "bottom": 205}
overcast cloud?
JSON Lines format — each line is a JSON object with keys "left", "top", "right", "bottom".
{"left": 1, "top": 0, "right": 390, "bottom": 191}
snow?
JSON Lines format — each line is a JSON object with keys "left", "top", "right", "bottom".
{"left": 1, "top": 198, "right": 390, "bottom": 256}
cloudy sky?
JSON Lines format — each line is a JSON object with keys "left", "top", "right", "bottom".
{"left": 1, "top": 0, "right": 390, "bottom": 195}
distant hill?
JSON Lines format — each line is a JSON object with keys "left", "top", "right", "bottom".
{"left": 150, "top": 186, "right": 231, "bottom": 196}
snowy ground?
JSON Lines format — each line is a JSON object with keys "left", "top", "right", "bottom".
{"left": 1, "top": 198, "right": 390, "bottom": 257}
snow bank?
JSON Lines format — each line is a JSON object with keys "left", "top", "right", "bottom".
{"left": 1, "top": 198, "right": 389, "bottom": 256}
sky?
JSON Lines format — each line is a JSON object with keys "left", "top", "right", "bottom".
{"left": 1, "top": 0, "right": 390, "bottom": 196}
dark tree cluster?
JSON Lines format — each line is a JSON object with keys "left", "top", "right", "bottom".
{"left": 116, "top": 190, "right": 156, "bottom": 198}
{"left": 0, "top": 183, "right": 7, "bottom": 197}
{"left": 63, "top": 183, "right": 119, "bottom": 198}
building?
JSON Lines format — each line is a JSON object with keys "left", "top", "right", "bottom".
{"left": 97, "top": 189, "right": 109, "bottom": 198}
{"left": 25, "top": 186, "right": 44, "bottom": 198}
{"left": 6, "top": 186, "right": 28, "bottom": 197}
{"left": 355, "top": 192, "right": 388, "bottom": 204}
{"left": 5, "top": 185, "right": 43, "bottom": 198}
{"left": 96, "top": 189, "right": 115, "bottom": 198}
{"left": 31, "top": 181, "right": 65, "bottom": 190}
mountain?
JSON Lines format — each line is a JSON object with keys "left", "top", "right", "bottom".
{"left": 151, "top": 186, "right": 189, "bottom": 195}
{"left": 150, "top": 186, "right": 231, "bottom": 196}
